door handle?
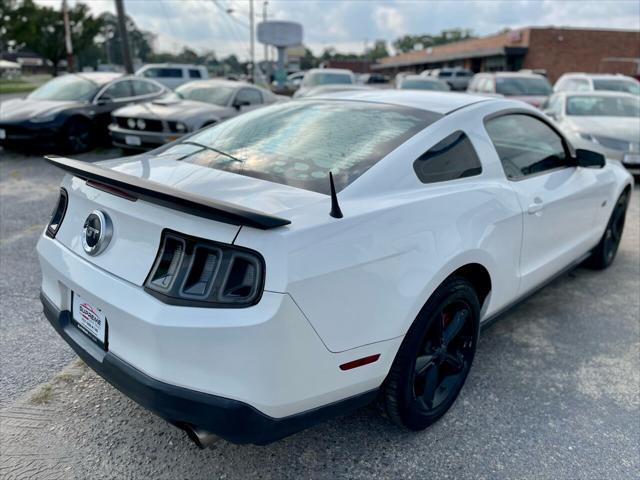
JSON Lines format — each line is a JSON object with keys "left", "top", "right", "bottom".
{"left": 527, "top": 198, "right": 544, "bottom": 215}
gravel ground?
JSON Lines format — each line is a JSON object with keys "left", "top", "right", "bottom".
{"left": 0, "top": 148, "right": 638, "bottom": 479}
{"left": 0, "top": 148, "right": 121, "bottom": 408}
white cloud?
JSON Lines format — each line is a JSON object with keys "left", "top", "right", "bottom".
{"left": 34, "top": 0, "right": 640, "bottom": 60}
{"left": 373, "top": 5, "right": 407, "bottom": 38}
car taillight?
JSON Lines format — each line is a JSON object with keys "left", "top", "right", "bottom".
{"left": 46, "top": 188, "right": 68, "bottom": 238}
{"left": 144, "top": 230, "right": 265, "bottom": 308}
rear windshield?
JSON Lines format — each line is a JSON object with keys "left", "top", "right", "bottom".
{"left": 593, "top": 79, "right": 639, "bottom": 95}
{"left": 163, "top": 100, "right": 439, "bottom": 194}
{"left": 401, "top": 79, "right": 449, "bottom": 91}
{"left": 307, "top": 73, "right": 353, "bottom": 86}
{"left": 495, "top": 77, "right": 552, "bottom": 96}
{"left": 175, "top": 83, "right": 234, "bottom": 106}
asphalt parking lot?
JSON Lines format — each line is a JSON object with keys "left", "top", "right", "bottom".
{"left": 0, "top": 148, "right": 638, "bottom": 480}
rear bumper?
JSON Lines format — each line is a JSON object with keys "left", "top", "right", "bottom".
{"left": 41, "top": 292, "right": 376, "bottom": 445}
{"left": 108, "top": 124, "right": 183, "bottom": 150}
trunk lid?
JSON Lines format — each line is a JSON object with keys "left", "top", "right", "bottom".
{"left": 54, "top": 154, "right": 324, "bottom": 286}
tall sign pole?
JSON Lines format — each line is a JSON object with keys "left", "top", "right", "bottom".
{"left": 249, "top": 0, "right": 255, "bottom": 83}
{"left": 115, "top": 0, "right": 134, "bottom": 74}
{"left": 62, "top": 0, "right": 74, "bottom": 72}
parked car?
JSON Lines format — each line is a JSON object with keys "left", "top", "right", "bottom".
{"left": 293, "top": 68, "right": 355, "bottom": 98}
{"left": 39, "top": 90, "right": 632, "bottom": 446}
{"left": 359, "top": 73, "right": 390, "bottom": 85}
{"left": 467, "top": 72, "right": 553, "bottom": 108}
{"left": 109, "top": 80, "right": 282, "bottom": 150}
{"left": 543, "top": 91, "right": 640, "bottom": 174}
{"left": 554, "top": 73, "right": 639, "bottom": 96}
{"left": 423, "top": 68, "right": 473, "bottom": 91}
{"left": 293, "top": 84, "right": 373, "bottom": 98}
{"left": 286, "top": 71, "right": 305, "bottom": 89}
{"left": 397, "top": 75, "right": 451, "bottom": 91}
{"left": 0, "top": 73, "right": 167, "bottom": 153}
{"left": 136, "top": 63, "right": 209, "bottom": 90}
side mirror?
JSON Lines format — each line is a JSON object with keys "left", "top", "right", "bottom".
{"left": 233, "top": 100, "right": 251, "bottom": 110}
{"left": 575, "top": 148, "right": 605, "bottom": 168}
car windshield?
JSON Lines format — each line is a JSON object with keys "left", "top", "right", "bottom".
{"left": 175, "top": 84, "right": 234, "bottom": 106}
{"left": 593, "top": 79, "right": 640, "bottom": 95}
{"left": 27, "top": 75, "right": 98, "bottom": 101}
{"left": 401, "top": 79, "right": 449, "bottom": 91}
{"left": 307, "top": 73, "right": 353, "bottom": 86}
{"left": 566, "top": 95, "right": 640, "bottom": 117}
{"left": 495, "top": 77, "right": 552, "bottom": 96}
{"left": 163, "top": 100, "right": 439, "bottom": 194}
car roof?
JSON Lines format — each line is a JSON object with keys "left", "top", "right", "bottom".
{"left": 307, "top": 68, "right": 353, "bottom": 75}
{"left": 403, "top": 75, "right": 441, "bottom": 81}
{"left": 304, "top": 90, "right": 491, "bottom": 114}
{"left": 75, "top": 72, "right": 122, "bottom": 85}
{"left": 182, "top": 79, "right": 257, "bottom": 89}
{"left": 561, "top": 72, "right": 637, "bottom": 80}
{"left": 558, "top": 90, "right": 638, "bottom": 98}
{"left": 139, "top": 63, "right": 205, "bottom": 69}
{"left": 478, "top": 71, "right": 546, "bottom": 79}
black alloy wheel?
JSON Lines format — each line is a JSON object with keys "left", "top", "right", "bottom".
{"left": 64, "top": 118, "right": 94, "bottom": 154}
{"left": 588, "top": 191, "right": 629, "bottom": 270}
{"left": 413, "top": 299, "right": 475, "bottom": 413}
{"left": 380, "top": 276, "right": 480, "bottom": 431}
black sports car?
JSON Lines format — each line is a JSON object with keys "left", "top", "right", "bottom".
{"left": 0, "top": 72, "right": 168, "bottom": 153}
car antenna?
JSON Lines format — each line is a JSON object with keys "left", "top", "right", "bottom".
{"left": 329, "top": 171, "right": 343, "bottom": 219}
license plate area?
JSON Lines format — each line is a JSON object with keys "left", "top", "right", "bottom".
{"left": 71, "top": 292, "right": 108, "bottom": 350}
{"left": 125, "top": 135, "right": 141, "bottom": 146}
{"left": 0, "top": 128, "right": 6, "bottom": 140}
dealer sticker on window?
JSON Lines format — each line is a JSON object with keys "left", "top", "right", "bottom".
{"left": 72, "top": 293, "right": 107, "bottom": 347}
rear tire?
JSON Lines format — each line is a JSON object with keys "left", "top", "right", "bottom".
{"left": 63, "top": 117, "right": 94, "bottom": 154}
{"left": 379, "top": 276, "right": 480, "bottom": 430}
{"left": 587, "top": 191, "right": 629, "bottom": 270}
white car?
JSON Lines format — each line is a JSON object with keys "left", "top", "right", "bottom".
{"left": 38, "top": 91, "right": 632, "bottom": 446}
{"left": 136, "top": 63, "right": 209, "bottom": 90}
{"left": 554, "top": 73, "right": 639, "bottom": 96}
{"left": 543, "top": 91, "right": 640, "bottom": 174}
{"left": 292, "top": 68, "right": 355, "bottom": 98}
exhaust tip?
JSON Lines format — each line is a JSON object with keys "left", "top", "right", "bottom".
{"left": 182, "top": 424, "right": 219, "bottom": 449}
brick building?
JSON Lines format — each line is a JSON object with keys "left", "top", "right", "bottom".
{"left": 372, "top": 27, "right": 640, "bottom": 83}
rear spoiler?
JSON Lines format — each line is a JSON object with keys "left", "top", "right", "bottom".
{"left": 44, "top": 155, "right": 291, "bottom": 230}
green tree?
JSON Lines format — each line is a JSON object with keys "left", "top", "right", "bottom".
{"left": 366, "top": 40, "right": 389, "bottom": 60}
{"left": 392, "top": 29, "right": 475, "bottom": 54}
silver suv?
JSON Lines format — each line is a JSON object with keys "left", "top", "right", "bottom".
{"left": 421, "top": 68, "right": 473, "bottom": 91}
{"left": 554, "top": 73, "right": 639, "bottom": 96}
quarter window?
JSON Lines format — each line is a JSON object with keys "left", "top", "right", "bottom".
{"left": 188, "top": 69, "right": 202, "bottom": 79}
{"left": 413, "top": 131, "right": 482, "bottom": 184}
{"left": 485, "top": 114, "right": 568, "bottom": 180}
{"left": 132, "top": 79, "right": 162, "bottom": 96}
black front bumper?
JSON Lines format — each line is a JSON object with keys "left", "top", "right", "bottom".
{"left": 41, "top": 292, "right": 377, "bottom": 445}
{"left": 0, "top": 122, "right": 60, "bottom": 150}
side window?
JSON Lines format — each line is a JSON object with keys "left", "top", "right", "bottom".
{"left": 485, "top": 114, "right": 568, "bottom": 181}
{"left": 235, "top": 88, "right": 263, "bottom": 105}
{"left": 188, "top": 69, "right": 202, "bottom": 79}
{"left": 148, "top": 68, "right": 183, "bottom": 78}
{"left": 142, "top": 68, "right": 159, "bottom": 78}
{"left": 102, "top": 80, "right": 135, "bottom": 100}
{"left": 132, "top": 79, "right": 163, "bottom": 96}
{"left": 413, "top": 131, "right": 483, "bottom": 184}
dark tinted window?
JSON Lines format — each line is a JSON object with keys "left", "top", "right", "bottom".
{"left": 593, "top": 79, "right": 640, "bottom": 95}
{"left": 235, "top": 88, "right": 263, "bottom": 105}
{"left": 102, "top": 80, "right": 135, "bottom": 99}
{"left": 168, "top": 100, "right": 439, "bottom": 194}
{"left": 144, "top": 68, "right": 183, "bottom": 78}
{"left": 188, "top": 69, "right": 202, "bottom": 78}
{"left": 485, "top": 114, "right": 568, "bottom": 180}
{"left": 413, "top": 131, "right": 482, "bottom": 184}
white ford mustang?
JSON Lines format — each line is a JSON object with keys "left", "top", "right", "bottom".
{"left": 38, "top": 91, "right": 633, "bottom": 446}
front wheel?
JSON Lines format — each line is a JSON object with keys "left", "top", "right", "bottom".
{"left": 379, "top": 276, "right": 480, "bottom": 431}
{"left": 63, "top": 118, "right": 94, "bottom": 154}
{"left": 587, "top": 191, "right": 629, "bottom": 270}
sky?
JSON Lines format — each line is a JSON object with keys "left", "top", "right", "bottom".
{"left": 35, "top": 0, "right": 640, "bottom": 60}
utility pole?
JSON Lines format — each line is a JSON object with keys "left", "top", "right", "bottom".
{"left": 262, "top": 1, "right": 268, "bottom": 63}
{"left": 62, "top": 0, "right": 74, "bottom": 72}
{"left": 249, "top": 0, "right": 255, "bottom": 83}
{"left": 115, "top": 0, "right": 134, "bottom": 74}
